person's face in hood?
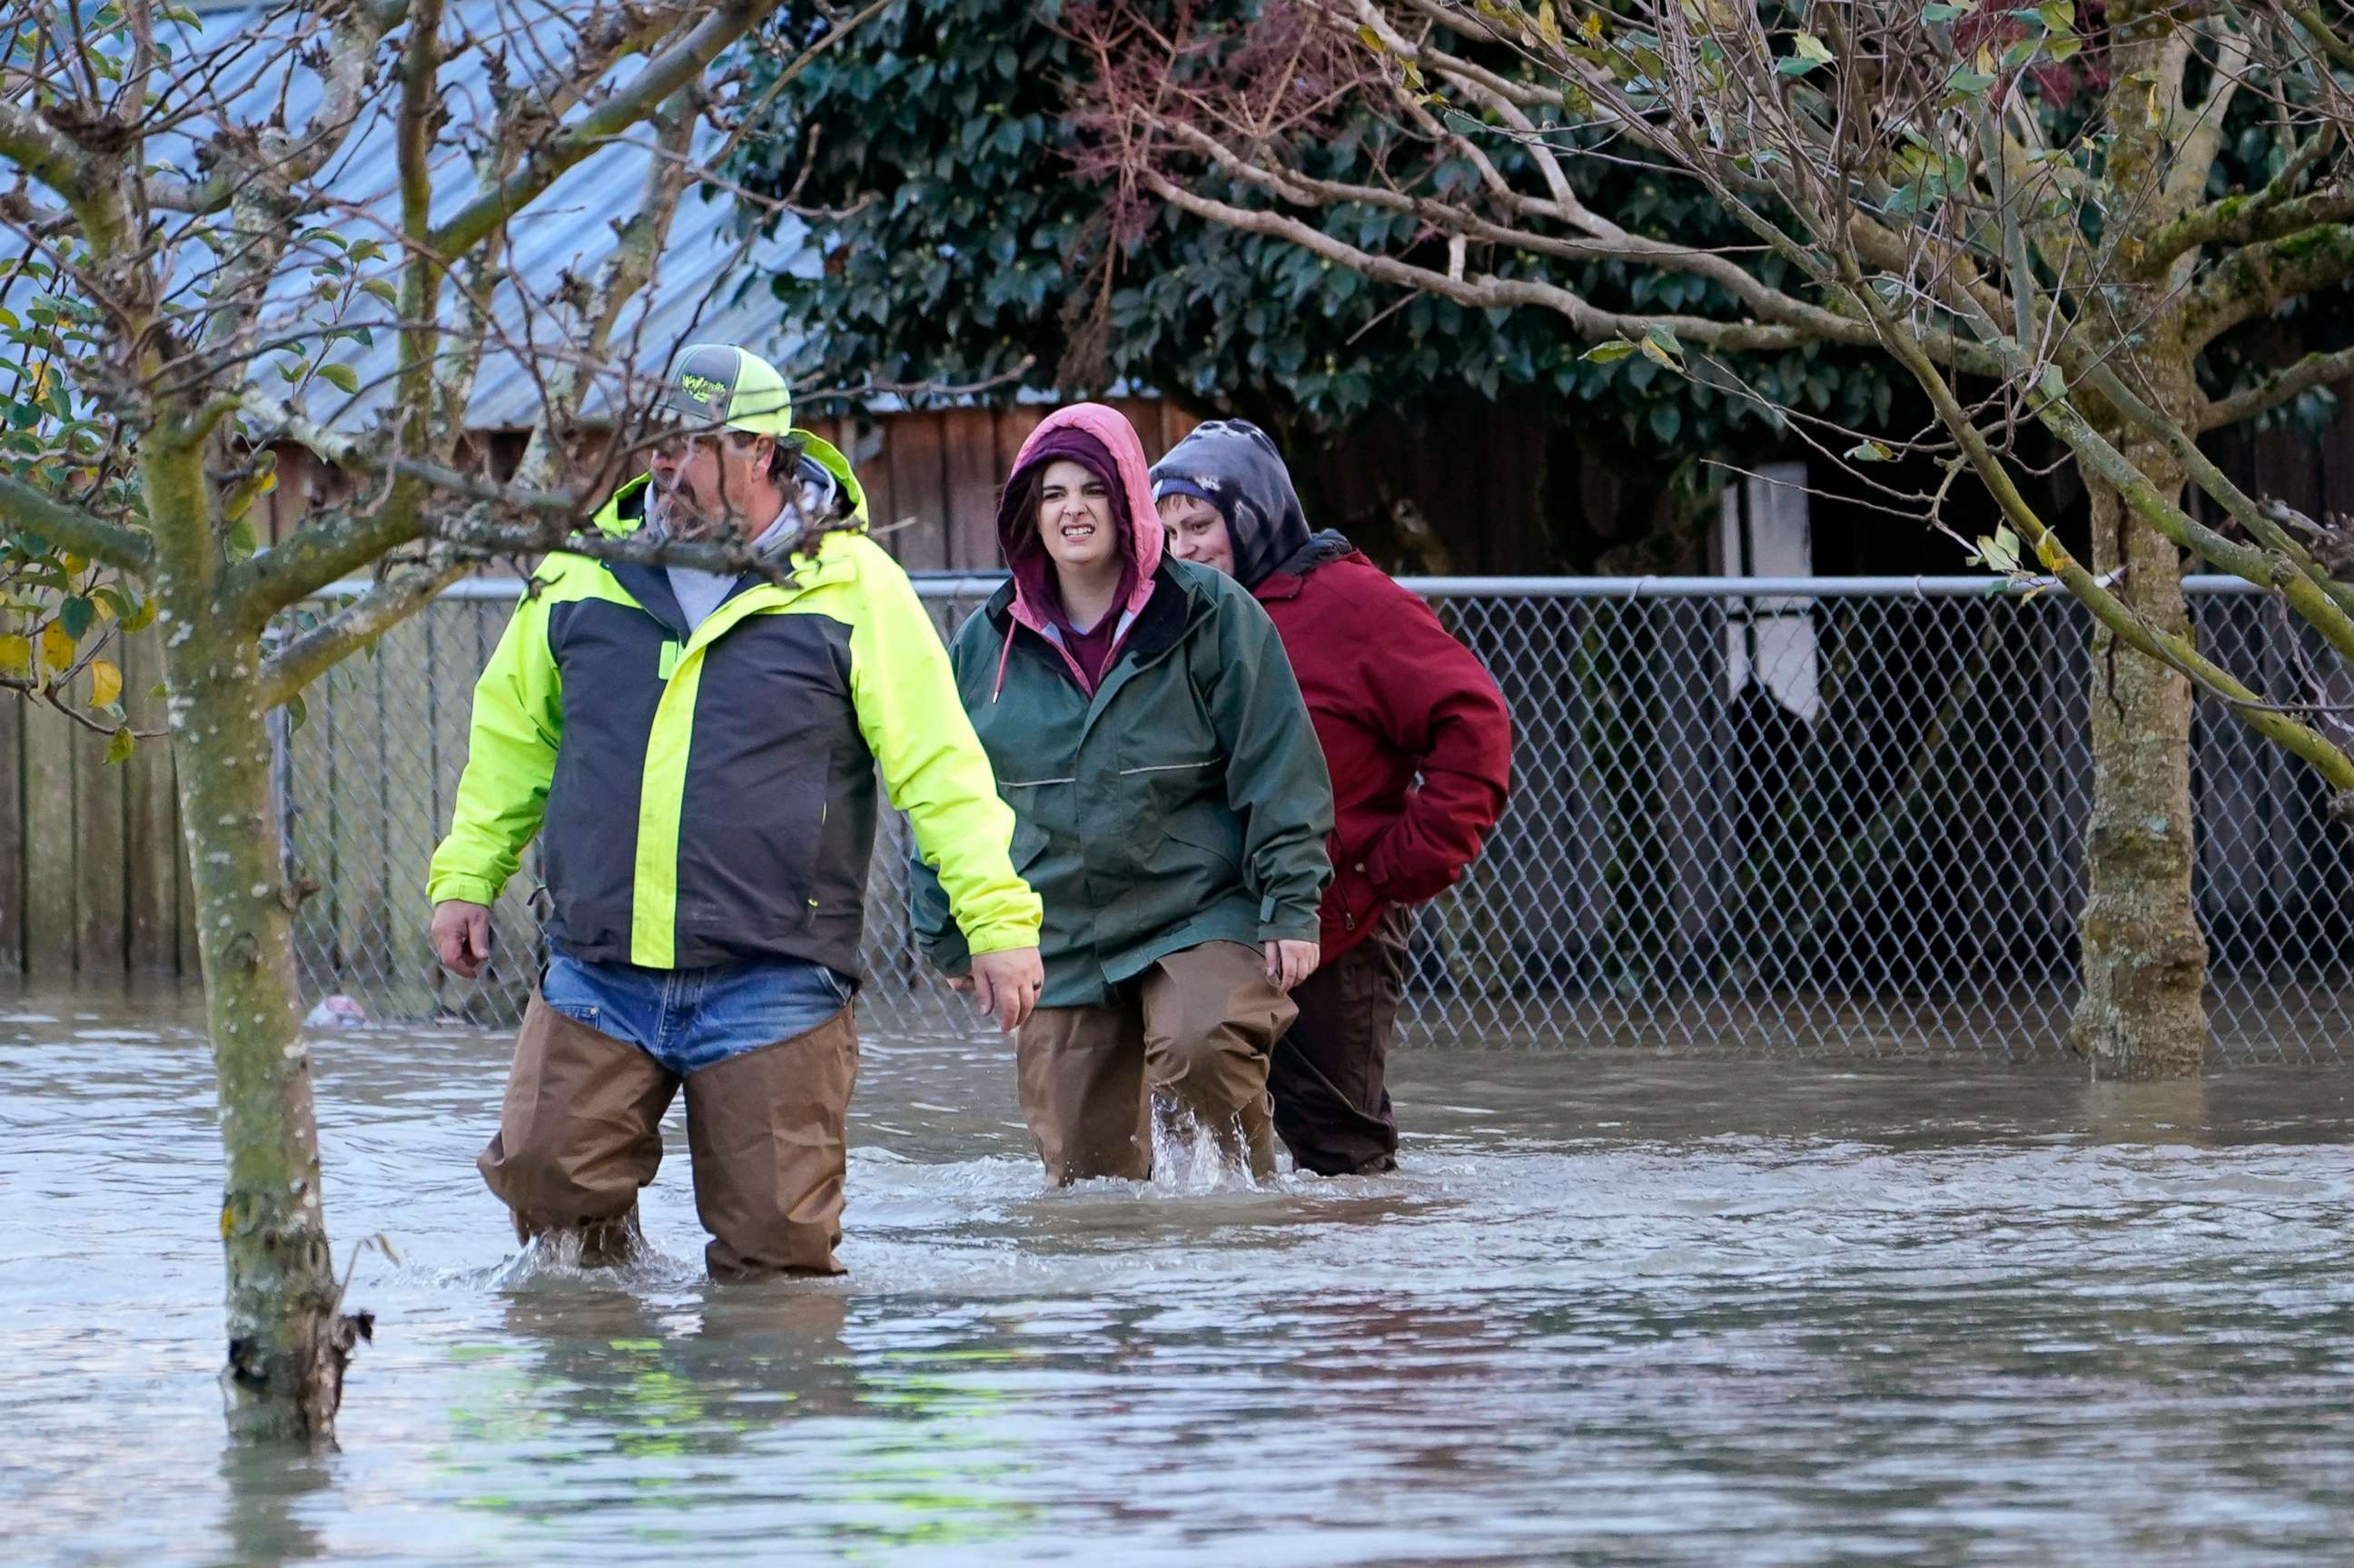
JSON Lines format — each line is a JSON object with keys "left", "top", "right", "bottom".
{"left": 1146, "top": 419, "right": 1307, "bottom": 589}
{"left": 1160, "top": 493, "right": 1236, "bottom": 577}
{"left": 1034, "top": 459, "right": 1122, "bottom": 578}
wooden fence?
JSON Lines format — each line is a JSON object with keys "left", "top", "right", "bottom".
{"left": 2, "top": 624, "right": 197, "bottom": 977}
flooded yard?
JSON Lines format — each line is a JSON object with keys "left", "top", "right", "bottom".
{"left": 7, "top": 980, "right": 2354, "bottom": 1564}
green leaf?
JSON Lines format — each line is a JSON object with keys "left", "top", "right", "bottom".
{"left": 1846, "top": 439, "right": 1894, "bottom": 462}
{"left": 1775, "top": 54, "right": 1825, "bottom": 76}
{"left": 1922, "top": 2, "right": 1972, "bottom": 19}
{"left": 2001, "top": 39, "right": 2039, "bottom": 69}
{"left": 1972, "top": 524, "right": 2023, "bottom": 574}
{"left": 285, "top": 692, "right": 308, "bottom": 734}
{"left": 2036, "top": 364, "right": 2067, "bottom": 405}
{"left": 104, "top": 727, "right": 134, "bottom": 766}
{"left": 317, "top": 362, "right": 360, "bottom": 395}
{"left": 1792, "top": 32, "right": 1834, "bottom": 64}
{"left": 1582, "top": 340, "right": 1639, "bottom": 363}
{"left": 2037, "top": 0, "right": 2074, "bottom": 28}
{"left": 1945, "top": 69, "right": 1998, "bottom": 100}
{"left": 57, "top": 594, "right": 94, "bottom": 640}
{"left": 361, "top": 279, "right": 400, "bottom": 308}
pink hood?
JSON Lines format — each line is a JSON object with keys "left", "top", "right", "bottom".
{"left": 993, "top": 403, "right": 1166, "bottom": 695}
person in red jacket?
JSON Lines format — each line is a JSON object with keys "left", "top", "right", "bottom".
{"left": 1150, "top": 420, "right": 1511, "bottom": 1174}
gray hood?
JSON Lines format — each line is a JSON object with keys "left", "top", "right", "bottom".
{"left": 1150, "top": 419, "right": 1349, "bottom": 589}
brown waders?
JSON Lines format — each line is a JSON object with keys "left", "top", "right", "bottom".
{"left": 1015, "top": 941, "right": 1295, "bottom": 1184}
{"left": 479, "top": 994, "right": 860, "bottom": 1277}
{"left": 1267, "top": 905, "right": 1409, "bottom": 1176}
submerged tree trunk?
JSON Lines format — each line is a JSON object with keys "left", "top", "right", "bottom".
{"left": 2070, "top": 441, "right": 2210, "bottom": 1077}
{"left": 150, "top": 444, "right": 354, "bottom": 1442}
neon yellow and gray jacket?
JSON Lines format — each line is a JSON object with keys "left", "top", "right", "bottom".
{"left": 427, "top": 451, "right": 1042, "bottom": 976}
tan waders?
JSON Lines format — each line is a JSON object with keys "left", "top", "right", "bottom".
{"left": 1015, "top": 941, "right": 1295, "bottom": 1184}
{"left": 479, "top": 994, "right": 860, "bottom": 1276}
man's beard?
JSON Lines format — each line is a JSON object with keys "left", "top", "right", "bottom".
{"left": 653, "top": 480, "right": 730, "bottom": 543}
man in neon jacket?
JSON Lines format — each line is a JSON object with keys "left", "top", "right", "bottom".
{"left": 1152, "top": 419, "right": 1511, "bottom": 1175}
{"left": 428, "top": 343, "right": 1043, "bottom": 1276}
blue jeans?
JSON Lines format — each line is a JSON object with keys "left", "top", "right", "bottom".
{"left": 540, "top": 950, "right": 854, "bottom": 1077}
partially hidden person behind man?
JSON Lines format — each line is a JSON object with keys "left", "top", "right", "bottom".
{"left": 1151, "top": 419, "right": 1510, "bottom": 1176}
{"left": 426, "top": 343, "right": 1043, "bottom": 1277}
{"left": 911, "top": 403, "right": 1333, "bottom": 1184}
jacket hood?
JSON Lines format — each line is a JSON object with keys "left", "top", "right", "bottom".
{"left": 998, "top": 404, "right": 1164, "bottom": 603}
{"left": 1149, "top": 419, "right": 1315, "bottom": 590}
{"left": 990, "top": 404, "right": 1164, "bottom": 689}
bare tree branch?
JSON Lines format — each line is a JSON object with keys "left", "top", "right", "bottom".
{"left": 2147, "top": 182, "right": 2354, "bottom": 271}
{"left": 2184, "top": 223, "right": 2354, "bottom": 346}
{"left": 255, "top": 546, "right": 471, "bottom": 711}
{"left": 0, "top": 102, "right": 93, "bottom": 204}
{"left": 2201, "top": 343, "right": 2354, "bottom": 429}
{"left": 428, "top": 0, "right": 794, "bottom": 261}
{"left": 1140, "top": 168, "right": 1825, "bottom": 354}
{"left": 0, "top": 475, "right": 153, "bottom": 570}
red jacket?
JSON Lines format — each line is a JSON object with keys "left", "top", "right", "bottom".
{"left": 1252, "top": 555, "right": 1512, "bottom": 960}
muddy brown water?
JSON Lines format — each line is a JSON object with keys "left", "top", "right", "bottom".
{"left": 7, "top": 979, "right": 2354, "bottom": 1565}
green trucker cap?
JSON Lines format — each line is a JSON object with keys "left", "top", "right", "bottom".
{"left": 658, "top": 342, "right": 793, "bottom": 439}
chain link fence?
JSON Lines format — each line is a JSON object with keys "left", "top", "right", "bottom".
{"left": 278, "top": 575, "right": 2354, "bottom": 1060}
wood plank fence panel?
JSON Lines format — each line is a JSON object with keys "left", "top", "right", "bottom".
{"left": 120, "top": 628, "right": 181, "bottom": 971}
{"left": 0, "top": 683, "right": 20, "bottom": 970}
{"left": 22, "top": 685, "right": 75, "bottom": 972}
{"left": 994, "top": 406, "right": 1045, "bottom": 481}
{"left": 72, "top": 678, "right": 126, "bottom": 970}
{"left": 885, "top": 412, "right": 949, "bottom": 570}
{"left": 941, "top": 408, "right": 1002, "bottom": 570}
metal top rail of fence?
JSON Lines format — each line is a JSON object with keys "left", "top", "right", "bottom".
{"left": 283, "top": 574, "right": 2353, "bottom": 1060}
{"left": 333, "top": 572, "right": 2274, "bottom": 600}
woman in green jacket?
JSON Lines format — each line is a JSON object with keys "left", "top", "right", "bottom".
{"left": 912, "top": 403, "right": 1333, "bottom": 1182}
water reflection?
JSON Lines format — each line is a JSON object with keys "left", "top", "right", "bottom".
{"left": 11, "top": 981, "right": 2354, "bottom": 1564}
{"left": 213, "top": 1444, "right": 334, "bottom": 1568}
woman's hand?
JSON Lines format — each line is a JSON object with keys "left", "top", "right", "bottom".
{"left": 957, "top": 946, "right": 1045, "bottom": 1032}
{"left": 1264, "top": 939, "right": 1320, "bottom": 991}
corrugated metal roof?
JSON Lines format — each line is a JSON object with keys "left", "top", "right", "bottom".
{"left": 15, "top": 0, "right": 806, "bottom": 430}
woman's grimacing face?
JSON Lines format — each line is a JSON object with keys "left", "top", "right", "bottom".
{"left": 1159, "top": 493, "right": 1235, "bottom": 577}
{"left": 1036, "top": 459, "right": 1120, "bottom": 576}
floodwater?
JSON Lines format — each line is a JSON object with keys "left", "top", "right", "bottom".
{"left": 7, "top": 983, "right": 2354, "bottom": 1566}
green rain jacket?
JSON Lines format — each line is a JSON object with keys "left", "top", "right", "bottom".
{"left": 910, "top": 405, "right": 1332, "bottom": 1009}
{"left": 428, "top": 440, "right": 1042, "bottom": 976}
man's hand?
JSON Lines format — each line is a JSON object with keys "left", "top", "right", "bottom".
{"left": 956, "top": 946, "right": 1043, "bottom": 1033}
{"left": 430, "top": 900, "right": 493, "bottom": 979}
{"left": 1265, "top": 939, "right": 1320, "bottom": 991}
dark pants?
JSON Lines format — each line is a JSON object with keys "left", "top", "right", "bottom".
{"left": 1269, "top": 906, "right": 1409, "bottom": 1175}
